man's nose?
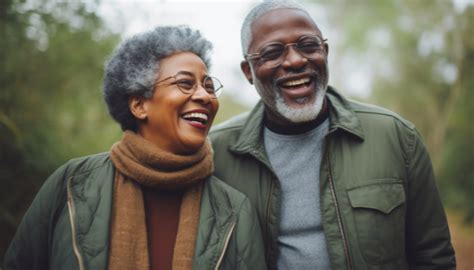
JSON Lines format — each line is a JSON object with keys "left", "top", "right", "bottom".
{"left": 281, "top": 45, "right": 308, "bottom": 70}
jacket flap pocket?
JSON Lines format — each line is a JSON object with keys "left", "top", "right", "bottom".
{"left": 347, "top": 181, "right": 405, "bottom": 214}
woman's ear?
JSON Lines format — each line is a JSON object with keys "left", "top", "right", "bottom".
{"left": 241, "top": 60, "right": 253, "bottom": 85}
{"left": 129, "top": 96, "right": 147, "bottom": 120}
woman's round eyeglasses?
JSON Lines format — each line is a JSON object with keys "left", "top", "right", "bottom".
{"left": 153, "top": 71, "right": 223, "bottom": 99}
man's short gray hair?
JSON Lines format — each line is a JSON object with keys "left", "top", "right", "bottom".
{"left": 240, "top": 0, "right": 309, "bottom": 56}
{"left": 103, "top": 25, "right": 213, "bottom": 131}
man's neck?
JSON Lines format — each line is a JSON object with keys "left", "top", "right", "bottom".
{"left": 265, "top": 99, "right": 329, "bottom": 135}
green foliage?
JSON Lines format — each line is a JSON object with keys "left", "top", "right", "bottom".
{"left": 317, "top": 0, "right": 474, "bottom": 221}
{"left": 439, "top": 18, "right": 474, "bottom": 221}
{"left": 0, "top": 0, "right": 121, "bottom": 257}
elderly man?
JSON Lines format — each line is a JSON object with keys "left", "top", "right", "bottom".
{"left": 210, "top": 1, "right": 456, "bottom": 269}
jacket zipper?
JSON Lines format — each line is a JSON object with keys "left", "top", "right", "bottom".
{"left": 265, "top": 177, "right": 275, "bottom": 264}
{"left": 252, "top": 148, "right": 276, "bottom": 267}
{"left": 214, "top": 218, "right": 237, "bottom": 270}
{"left": 326, "top": 150, "right": 353, "bottom": 270}
{"left": 66, "top": 176, "right": 86, "bottom": 270}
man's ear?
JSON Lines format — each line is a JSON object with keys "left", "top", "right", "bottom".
{"left": 129, "top": 95, "right": 147, "bottom": 120}
{"left": 240, "top": 60, "right": 254, "bottom": 85}
{"left": 324, "top": 42, "right": 329, "bottom": 56}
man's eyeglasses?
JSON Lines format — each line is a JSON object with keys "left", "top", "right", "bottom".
{"left": 245, "top": 35, "right": 327, "bottom": 68}
{"left": 153, "top": 71, "right": 223, "bottom": 99}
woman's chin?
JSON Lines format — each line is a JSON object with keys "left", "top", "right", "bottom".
{"left": 175, "top": 137, "right": 206, "bottom": 155}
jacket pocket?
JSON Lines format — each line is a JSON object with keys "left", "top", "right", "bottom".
{"left": 347, "top": 179, "right": 405, "bottom": 265}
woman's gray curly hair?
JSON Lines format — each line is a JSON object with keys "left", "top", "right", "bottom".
{"left": 103, "top": 25, "right": 213, "bottom": 131}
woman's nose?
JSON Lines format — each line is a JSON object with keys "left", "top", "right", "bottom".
{"left": 190, "top": 84, "right": 212, "bottom": 104}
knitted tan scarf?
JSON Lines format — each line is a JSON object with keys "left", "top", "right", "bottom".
{"left": 108, "top": 131, "right": 214, "bottom": 270}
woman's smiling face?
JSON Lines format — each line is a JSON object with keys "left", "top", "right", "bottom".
{"left": 131, "top": 52, "right": 219, "bottom": 155}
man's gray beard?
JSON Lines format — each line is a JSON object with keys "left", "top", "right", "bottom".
{"left": 275, "top": 84, "right": 327, "bottom": 123}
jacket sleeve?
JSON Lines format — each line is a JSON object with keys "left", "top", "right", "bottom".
{"left": 234, "top": 197, "right": 267, "bottom": 270}
{"left": 405, "top": 130, "right": 456, "bottom": 269}
{"left": 2, "top": 164, "right": 68, "bottom": 270}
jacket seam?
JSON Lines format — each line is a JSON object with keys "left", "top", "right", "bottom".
{"left": 235, "top": 197, "right": 251, "bottom": 264}
{"left": 234, "top": 197, "right": 249, "bottom": 220}
{"left": 354, "top": 111, "right": 415, "bottom": 130}
{"left": 206, "top": 178, "right": 247, "bottom": 214}
{"left": 405, "top": 128, "right": 417, "bottom": 170}
{"left": 66, "top": 156, "right": 111, "bottom": 178}
{"left": 236, "top": 256, "right": 248, "bottom": 268}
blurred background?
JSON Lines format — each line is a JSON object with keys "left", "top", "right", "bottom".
{"left": 1, "top": 0, "right": 473, "bottom": 267}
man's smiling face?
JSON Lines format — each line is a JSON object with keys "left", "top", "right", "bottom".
{"left": 241, "top": 8, "right": 329, "bottom": 126}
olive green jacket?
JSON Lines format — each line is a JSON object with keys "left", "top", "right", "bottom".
{"left": 209, "top": 87, "right": 455, "bottom": 270}
{"left": 3, "top": 153, "right": 266, "bottom": 270}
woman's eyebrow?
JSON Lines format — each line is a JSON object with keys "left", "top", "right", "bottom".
{"left": 176, "top": 70, "right": 194, "bottom": 76}
{"left": 176, "top": 70, "right": 208, "bottom": 78}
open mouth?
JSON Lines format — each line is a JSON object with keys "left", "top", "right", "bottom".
{"left": 181, "top": 112, "right": 209, "bottom": 126}
{"left": 277, "top": 75, "right": 315, "bottom": 97}
{"left": 279, "top": 77, "right": 313, "bottom": 89}
{"left": 275, "top": 75, "right": 316, "bottom": 104}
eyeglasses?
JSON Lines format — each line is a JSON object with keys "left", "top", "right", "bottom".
{"left": 245, "top": 35, "right": 327, "bottom": 68}
{"left": 153, "top": 71, "right": 223, "bottom": 99}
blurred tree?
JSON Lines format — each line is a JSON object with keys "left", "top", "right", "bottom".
{"left": 317, "top": 0, "right": 474, "bottom": 221}
{"left": 0, "top": 0, "right": 120, "bottom": 257}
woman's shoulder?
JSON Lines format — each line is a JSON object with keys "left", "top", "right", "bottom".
{"left": 203, "top": 175, "right": 249, "bottom": 212}
{"left": 42, "top": 152, "right": 112, "bottom": 190}
{"left": 59, "top": 152, "right": 112, "bottom": 176}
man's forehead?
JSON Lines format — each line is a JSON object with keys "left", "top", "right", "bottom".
{"left": 249, "top": 8, "right": 321, "bottom": 46}
{"left": 256, "top": 8, "right": 311, "bottom": 22}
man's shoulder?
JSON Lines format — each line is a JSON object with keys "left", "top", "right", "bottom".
{"left": 327, "top": 87, "right": 415, "bottom": 132}
{"left": 209, "top": 111, "right": 252, "bottom": 148}
{"left": 348, "top": 99, "right": 415, "bottom": 130}
{"left": 210, "top": 111, "right": 250, "bottom": 135}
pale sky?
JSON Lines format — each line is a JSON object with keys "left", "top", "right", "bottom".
{"left": 96, "top": 0, "right": 472, "bottom": 107}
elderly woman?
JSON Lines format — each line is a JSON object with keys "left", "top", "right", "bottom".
{"left": 3, "top": 26, "right": 266, "bottom": 270}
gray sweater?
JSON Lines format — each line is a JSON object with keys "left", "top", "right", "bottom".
{"left": 264, "top": 119, "right": 330, "bottom": 269}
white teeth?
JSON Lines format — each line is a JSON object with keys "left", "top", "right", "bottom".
{"left": 282, "top": 77, "right": 311, "bottom": 87}
{"left": 182, "top": 112, "right": 208, "bottom": 121}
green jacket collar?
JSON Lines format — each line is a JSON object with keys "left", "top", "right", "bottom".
{"left": 230, "top": 86, "right": 364, "bottom": 154}
{"left": 326, "top": 86, "right": 365, "bottom": 140}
